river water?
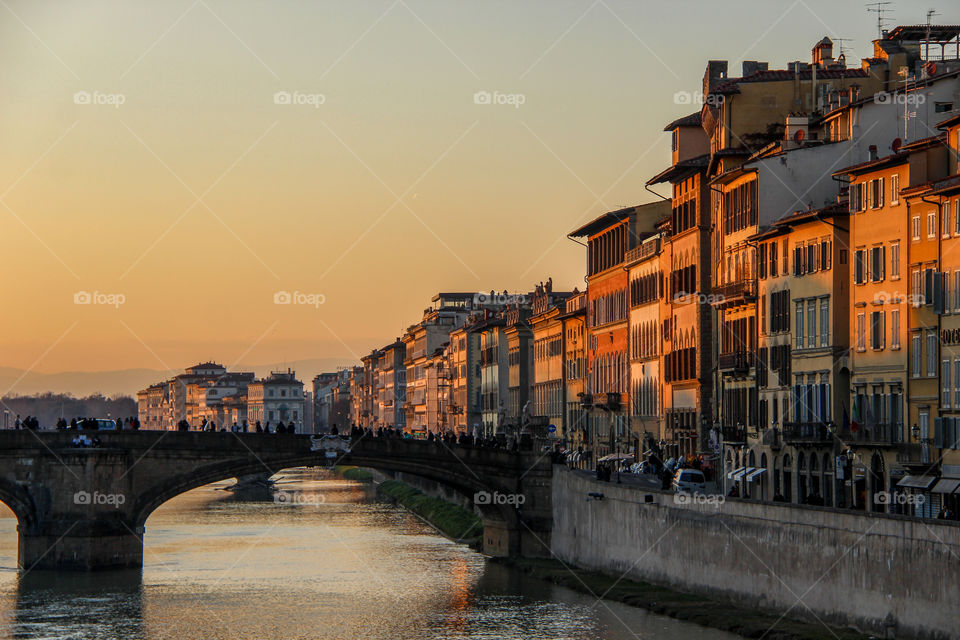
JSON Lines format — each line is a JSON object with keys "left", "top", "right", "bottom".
{"left": 0, "top": 469, "right": 738, "bottom": 640}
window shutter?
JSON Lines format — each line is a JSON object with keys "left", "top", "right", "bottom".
{"left": 935, "top": 417, "right": 944, "bottom": 448}
{"left": 880, "top": 310, "right": 885, "bottom": 349}
{"left": 849, "top": 183, "right": 858, "bottom": 213}
{"left": 881, "top": 246, "right": 886, "bottom": 280}
{"left": 879, "top": 177, "right": 885, "bottom": 207}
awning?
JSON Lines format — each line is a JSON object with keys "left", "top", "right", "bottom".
{"left": 598, "top": 453, "right": 634, "bottom": 462}
{"left": 726, "top": 466, "right": 746, "bottom": 479}
{"left": 732, "top": 467, "right": 754, "bottom": 481}
{"left": 746, "top": 468, "right": 767, "bottom": 482}
{"left": 932, "top": 478, "right": 960, "bottom": 494}
{"left": 897, "top": 475, "right": 938, "bottom": 490}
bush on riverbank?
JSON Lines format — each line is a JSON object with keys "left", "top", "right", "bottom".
{"left": 334, "top": 466, "right": 373, "bottom": 483}
{"left": 377, "top": 480, "right": 482, "bottom": 542}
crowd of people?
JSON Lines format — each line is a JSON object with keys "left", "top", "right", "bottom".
{"left": 175, "top": 418, "right": 299, "bottom": 434}
{"left": 336, "top": 423, "right": 546, "bottom": 453}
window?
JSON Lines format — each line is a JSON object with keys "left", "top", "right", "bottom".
{"left": 890, "top": 173, "right": 899, "bottom": 205}
{"left": 807, "top": 301, "right": 816, "bottom": 348}
{"left": 869, "top": 178, "right": 884, "bottom": 209}
{"left": 849, "top": 182, "right": 861, "bottom": 213}
{"left": 955, "top": 199, "right": 960, "bottom": 235}
{"left": 927, "top": 332, "right": 938, "bottom": 378}
{"left": 955, "top": 271, "right": 960, "bottom": 312}
{"left": 870, "top": 246, "right": 884, "bottom": 282}
{"left": 911, "top": 334, "right": 921, "bottom": 377}
{"left": 870, "top": 311, "right": 884, "bottom": 350}
{"left": 796, "top": 301, "right": 804, "bottom": 349}
{"left": 945, "top": 204, "right": 952, "bottom": 238}
{"left": 912, "top": 215, "right": 921, "bottom": 240}
{"left": 935, "top": 102, "right": 954, "bottom": 113}
{"left": 955, "top": 359, "right": 960, "bottom": 408}
{"left": 944, "top": 360, "right": 952, "bottom": 408}
{"left": 890, "top": 308, "right": 900, "bottom": 349}
{"left": 928, "top": 212, "right": 937, "bottom": 239}
{"left": 856, "top": 313, "right": 866, "bottom": 351}
{"left": 911, "top": 269, "right": 921, "bottom": 304}
{"left": 890, "top": 243, "right": 900, "bottom": 279}
{"left": 854, "top": 249, "right": 866, "bottom": 284}
{"left": 819, "top": 298, "right": 829, "bottom": 347}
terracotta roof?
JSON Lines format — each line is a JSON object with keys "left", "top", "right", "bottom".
{"left": 713, "top": 68, "right": 869, "bottom": 96}
{"left": 886, "top": 25, "right": 960, "bottom": 41}
{"left": 645, "top": 154, "right": 710, "bottom": 186}
{"left": 663, "top": 111, "right": 702, "bottom": 131}
{"left": 832, "top": 152, "right": 908, "bottom": 177}
{"left": 902, "top": 174, "right": 960, "bottom": 198}
{"left": 937, "top": 113, "right": 960, "bottom": 130}
{"left": 773, "top": 202, "right": 846, "bottom": 226}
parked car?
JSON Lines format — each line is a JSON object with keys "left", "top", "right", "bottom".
{"left": 671, "top": 469, "right": 707, "bottom": 493}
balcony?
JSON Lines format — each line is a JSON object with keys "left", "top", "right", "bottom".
{"left": 782, "top": 422, "right": 833, "bottom": 444}
{"left": 594, "top": 392, "right": 622, "bottom": 410}
{"left": 717, "top": 351, "right": 751, "bottom": 373}
{"left": 712, "top": 279, "right": 757, "bottom": 308}
{"left": 846, "top": 423, "right": 904, "bottom": 447}
{"left": 761, "top": 427, "right": 782, "bottom": 449}
{"left": 579, "top": 393, "right": 594, "bottom": 408}
{"left": 722, "top": 426, "right": 746, "bottom": 443}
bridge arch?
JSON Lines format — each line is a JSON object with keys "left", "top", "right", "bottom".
{"left": 131, "top": 449, "right": 521, "bottom": 534}
{"left": 0, "top": 478, "right": 36, "bottom": 529}
{"left": 0, "top": 431, "right": 552, "bottom": 569}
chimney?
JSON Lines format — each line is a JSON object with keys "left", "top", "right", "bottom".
{"left": 812, "top": 37, "right": 834, "bottom": 67}
{"left": 702, "top": 60, "right": 728, "bottom": 98}
{"left": 742, "top": 61, "right": 768, "bottom": 77}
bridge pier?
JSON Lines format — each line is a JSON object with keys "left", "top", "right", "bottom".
{"left": 19, "top": 524, "right": 143, "bottom": 571}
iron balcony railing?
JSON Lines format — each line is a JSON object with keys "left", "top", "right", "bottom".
{"left": 713, "top": 279, "right": 757, "bottom": 305}
{"left": 722, "top": 426, "right": 746, "bottom": 443}
{"left": 844, "top": 423, "right": 904, "bottom": 446}
{"left": 717, "top": 351, "right": 752, "bottom": 372}
{"left": 782, "top": 421, "right": 833, "bottom": 443}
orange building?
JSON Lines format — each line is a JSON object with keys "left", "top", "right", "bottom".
{"left": 569, "top": 201, "right": 669, "bottom": 462}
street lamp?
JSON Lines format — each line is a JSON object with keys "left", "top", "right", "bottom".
{"left": 615, "top": 436, "right": 622, "bottom": 484}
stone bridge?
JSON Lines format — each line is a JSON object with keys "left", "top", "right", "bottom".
{"left": 0, "top": 431, "right": 554, "bottom": 570}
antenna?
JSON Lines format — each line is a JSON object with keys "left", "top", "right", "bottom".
{"left": 866, "top": 2, "right": 893, "bottom": 40}
{"left": 833, "top": 38, "right": 854, "bottom": 62}
{"left": 925, "top": 9, "right": 939, "bottom": 61}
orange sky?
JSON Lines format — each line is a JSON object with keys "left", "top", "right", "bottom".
{"left": 0, "top": 0, "right": 955, "bottom": 376}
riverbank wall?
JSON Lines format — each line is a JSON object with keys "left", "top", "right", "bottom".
{"left": 551, "top": 465, "right": 960, "bottom": 640}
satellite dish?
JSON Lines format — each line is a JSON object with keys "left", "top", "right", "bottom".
{"left": 891, "top": 137, "right": 902, "bottom": 153}
{"left": 793, "top": 129, "right": 806, "bottom": 144}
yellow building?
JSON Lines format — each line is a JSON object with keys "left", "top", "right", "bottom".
{"left": 746, "top": 204, "right": 850, "bottom": 504}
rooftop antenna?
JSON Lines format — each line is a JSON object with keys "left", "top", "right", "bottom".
{"left": 866, "top": 2, "right": 893, "bottom": 40}
{"left": 833, "top": 38, "right": 854, "bottom": 62}
{"left": 925, "top": 9, "right": 939, "bottom": 61}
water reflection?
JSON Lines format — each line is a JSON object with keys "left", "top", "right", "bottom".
{"left": 0, "top": 469, "right": 740, "bottom": 640}
{"left": 15, "top": 569, "right": 143, "bottom": 639}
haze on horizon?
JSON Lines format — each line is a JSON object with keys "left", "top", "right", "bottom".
{"left": 1, "top": 0, "right": 956, "bottom": 379}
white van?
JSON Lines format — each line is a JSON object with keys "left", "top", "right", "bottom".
{"left": 671, "top": 469, "right": 707, "bottom": 493}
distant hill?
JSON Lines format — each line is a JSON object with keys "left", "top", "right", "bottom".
{"left": 0, "top": 357, "right": 358, "bottom": 397}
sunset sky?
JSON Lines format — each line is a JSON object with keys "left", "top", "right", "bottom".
{"left": 1, "top": 0, "right": 957, "bottom": 377}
